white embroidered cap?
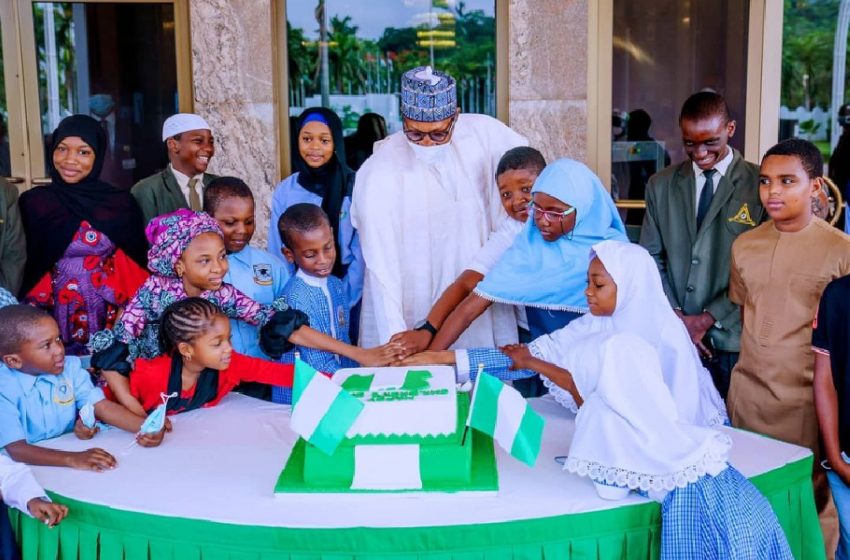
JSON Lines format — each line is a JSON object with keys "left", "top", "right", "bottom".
{"left": 162, "top": 113, "right": 211, "bottom": 141}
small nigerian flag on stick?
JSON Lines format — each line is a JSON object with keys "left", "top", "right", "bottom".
{"left": 466, "top": 370, "right": 545, "bottom": 467}
{"left": 290, "top": 358, "right": 364, "bottom": 456}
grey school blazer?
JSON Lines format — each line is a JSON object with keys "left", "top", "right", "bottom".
{"left": 639, "top": 148, "right": 764, "bottom": 353}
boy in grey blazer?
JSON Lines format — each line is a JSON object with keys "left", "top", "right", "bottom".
{"left": 640, "top": 92, "right": 764, "bottom": 398}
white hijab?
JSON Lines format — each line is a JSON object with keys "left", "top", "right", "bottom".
{"left": 531, "top": 240, "right": 727, "bottom": 427}
{"left": 562, "top": 331, "right": 730, "bottom": 499}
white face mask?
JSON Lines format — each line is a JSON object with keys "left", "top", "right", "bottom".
{"left": 408, "top": 141, "right": 451, "bottom": 166}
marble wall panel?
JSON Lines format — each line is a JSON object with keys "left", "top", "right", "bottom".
{"left": 508, "top": 0, "right": 590, "bottom": 165}
{"left": 510, "top": 99, "right": 587, "bottom": 165}
{"left": 189, "top": 0, "right": 279, "bottom": 247}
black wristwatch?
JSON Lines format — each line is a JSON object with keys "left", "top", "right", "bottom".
{"left": 413, "top": 319, "right": 438, "bottom": 337}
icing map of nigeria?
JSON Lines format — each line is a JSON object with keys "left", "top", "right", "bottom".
{"left": 340, "top": 370, "right": 450, "bottom": 402}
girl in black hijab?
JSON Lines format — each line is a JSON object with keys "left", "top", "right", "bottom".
{"left": 345, "top": 112, "right": 388, "bottom": 170}
{"left": 268, "top": 108, "right": 364, "bottom": 330}
{"left": 19, "top": 114, "right": 148, "bottom": 355}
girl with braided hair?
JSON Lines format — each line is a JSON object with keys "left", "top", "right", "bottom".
{"left": 118, "top": 298, "right": 298, "bottom": 414}
{"left": 92, "top": 209, "right": 391, "bottom": 416}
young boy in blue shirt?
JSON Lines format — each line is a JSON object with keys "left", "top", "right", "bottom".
{"left": 272, "top": 204, "right": 399, "bottom": 403}
{"left": 203, "top": 177, "right": 290, "bottom": 400}
{"left": 0, "top": 305, "right": 164, "bottom": 469}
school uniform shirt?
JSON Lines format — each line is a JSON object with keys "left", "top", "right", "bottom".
{"left": 268, "top": 173, "right": 364, "bottom": 307}
{"left": 0, "top": 357, "right": 105, "bottom": 448}
{"left": 728, "top": 218, "right": 850, "bottom": 452}
{"left": 272, "top": 270, "right": 357, "bottom": 404}
{"left": 0, "top": 455, "right": 47, "bottom": 516}
{"left": 467, "top": 215, "right": 524, "bottom": 275}
{"left": 813, "top": 275, "right": 850, "bottom": 453}
{"left": 127, "top": 353, "right": 294, "bottom": 414}
{"left": 169, "top": 165, "right": 206, "bottom": 210}
{"left": 223, "top": 246, "right": 290, "bottom": 359}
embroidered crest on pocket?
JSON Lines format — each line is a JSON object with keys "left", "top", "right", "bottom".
{"left": 253, "top": 264, "right": 273, "bottom": 286}
{"left": 728, "top": 203, "right": 756, "bottom": 226}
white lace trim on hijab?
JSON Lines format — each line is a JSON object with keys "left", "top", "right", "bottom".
{"left": 565, "top": 432, "right": 731, "bottom": 493}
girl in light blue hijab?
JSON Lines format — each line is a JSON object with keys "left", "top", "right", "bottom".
{"left": 429, "top": 158, "right": 627, "bottom": 350}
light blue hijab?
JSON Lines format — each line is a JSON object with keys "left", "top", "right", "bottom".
{"left": 474, "top": 158, "right": 627, "bottom": 311}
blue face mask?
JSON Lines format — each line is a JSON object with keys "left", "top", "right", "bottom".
{"left": 89, "top": 94, "right": 115, "bottom": 118}
{"left": 140, "top": 392, "right": 177, "bottom": 434}
{"left": 79, "top": 403, "right": 109, "bottom": 431}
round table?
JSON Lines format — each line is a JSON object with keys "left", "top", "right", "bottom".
{"left": 13, "top": 394, "right": 824, "bottom": 559}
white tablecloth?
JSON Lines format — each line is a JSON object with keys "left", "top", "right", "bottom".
{"left": 31, "top": 394, "right": 811, "bottom": 529}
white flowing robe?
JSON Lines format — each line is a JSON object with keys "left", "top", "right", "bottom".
{"left": 351, "top": 113, "right": 526, "bottom": 348}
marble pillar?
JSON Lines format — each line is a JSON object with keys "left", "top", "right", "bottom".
{"left": 508, "top": 0, "right": 589, "bottom": 165}
{"left": 189, "top": 0, "right": 278, "bottom": 247}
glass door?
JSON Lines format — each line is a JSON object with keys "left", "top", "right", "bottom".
{"left": 2, "top": 0, "right": 191, "bottom": 191}
{"left": 0, "top": 1, "right": 31, "bottom": 186}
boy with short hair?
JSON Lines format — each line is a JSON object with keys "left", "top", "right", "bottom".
{"left": 273, "top": 204, "right": 398, "bottom": 403}
{"left": 131, "top": 113, "right": 218, "bottom": 225}
{"left": 204, "top": 176, "right": 290, "bottom": 400}
{"left": 728, "top": 139, "right": 850, "bottom": 483}
{"left": 0, "top": 305, "right": 164, "bottom": 470}
{"left": 640, "top": 91, "right": 764, "bottom": 400}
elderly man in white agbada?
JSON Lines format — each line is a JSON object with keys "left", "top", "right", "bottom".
{"left": 351, "top": 66, "right": 527, "bottom": 350}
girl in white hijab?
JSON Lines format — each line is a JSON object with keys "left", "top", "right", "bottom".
{"left": 555, "top": 330, "right": 791, "bottom": 559}
{"left": 406, "top": 240, "right": 726, "bottom": 427}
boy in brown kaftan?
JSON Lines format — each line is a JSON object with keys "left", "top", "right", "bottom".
{"left": 728, "top": 140, "right": 850, "bottom": 511}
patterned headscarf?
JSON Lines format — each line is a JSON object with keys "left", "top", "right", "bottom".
{"left": 146, "top": 209, "right": 223, "bottom": 277}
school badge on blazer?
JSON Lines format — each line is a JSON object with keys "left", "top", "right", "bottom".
{"left": 728, "top": 203, "right": 756, "bottom": 226}
{"left": 53, "top": 382, "right": 74, "bottom": 405}
{"left": 253, "top": 264, "right": 273, "bottom": 286}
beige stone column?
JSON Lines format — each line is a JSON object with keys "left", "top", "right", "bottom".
{"left": 508, "top": 0, "right": 589, "bottom": 166}
{"left": 188, "top": 0, "right": 279, "bottom": 247}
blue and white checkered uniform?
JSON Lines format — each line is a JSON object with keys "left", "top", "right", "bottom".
{"left": 0, "top": 288, "right": 16, "bottom": 308}
{"left": 455, "top": 348, "right": 538, "bottom": 383}
{"left": 661, "top": 466, "right": 792, "bottom": 559}
{"left": 272, "top": 273, "right": 357, "bottom": 404}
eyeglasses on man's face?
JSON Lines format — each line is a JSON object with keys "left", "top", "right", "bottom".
{"left": 529, "top": 201, "right": 576, "bottom": 223}
{"left": 403, "top": 116, "right": 457, "bottom": 144}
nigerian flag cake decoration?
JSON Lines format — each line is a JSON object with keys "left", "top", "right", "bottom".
{"left": 467, "top": 371, "right": 545, "bottom": 467}
{"left": 289, "top": 358, "right": 364, "bottom": 455}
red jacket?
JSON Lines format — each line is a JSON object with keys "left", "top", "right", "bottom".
{"left": 126, "top": 353, "right": 294, "bottom": 414}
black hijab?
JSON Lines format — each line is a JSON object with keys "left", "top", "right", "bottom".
{"left": 18, "top": 114, "right": 148, "bottom": 297}
{"left": 345, "top": 112, "right": 388, "bottom": 170}
{"left": 164, "top": 354, "right": 221, "bottom": 414}
{"left": 293, "top": 107, "right": 354, "bottom": 279}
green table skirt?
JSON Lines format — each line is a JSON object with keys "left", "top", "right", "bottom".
{"left": 12, "top": 456, "right": 824, "bottom": 560}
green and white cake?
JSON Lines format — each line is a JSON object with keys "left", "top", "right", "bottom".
{"left": 275, "top": 366, "right": 498, "bottom": 494}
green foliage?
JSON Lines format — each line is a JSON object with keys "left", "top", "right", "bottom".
{"left": 782, "top": 0, "right": 849, "bottom": 108}
{"left": 33, "top": 3, "right": 78, "bottom": 126}
{"left": 798, "top": 118, "right": 822, "bottom": 134}
{"left": 288, "top": 1, "right": 495, "bottom": 112}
